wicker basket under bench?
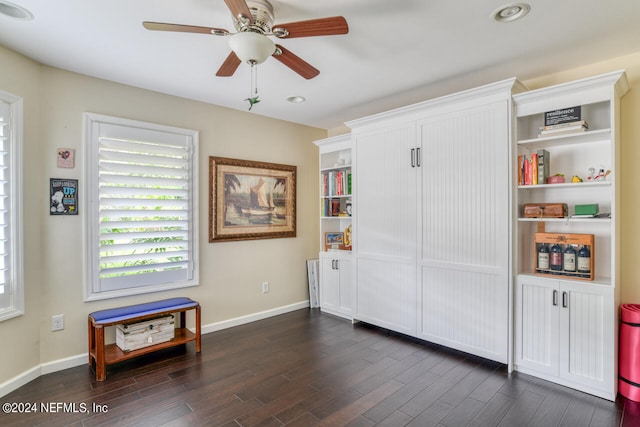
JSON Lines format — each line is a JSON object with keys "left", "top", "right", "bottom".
{"left": 88, "top": 297, "right": 201, "bottom": 381}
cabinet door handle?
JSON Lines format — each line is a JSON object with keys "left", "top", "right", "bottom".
{"left": 331, "top": 260, "right": 336, "bottom": 269}
{"left": 335, "top": 260, "right": 339, "bottom": 270}
{"left": 410, "top": 148, "right": 415, "bottom": 167}
{"left": 552, "top": 290, "right": 558, "bottom": 306}
{"left": 416, "top": 147, "right": 421, "bottom": 167}
{"left": 562, "top": 291, "right": 568, "bottom": 308}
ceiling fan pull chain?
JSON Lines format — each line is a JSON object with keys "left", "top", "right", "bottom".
{"left": 252, "top": 61, "right": 258, "bottom": 97}
{"left": 246, "top": 61, "right": 261, "bottom": 111}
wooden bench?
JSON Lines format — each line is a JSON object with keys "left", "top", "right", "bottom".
{"left": 88, "top": 297, "right": 201, "bottom": 381}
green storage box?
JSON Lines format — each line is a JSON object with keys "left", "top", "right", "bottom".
{"left": 575, "top": 203, "right": 599, "bottom": 216}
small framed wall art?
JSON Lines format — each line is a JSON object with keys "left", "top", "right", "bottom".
{"left": 57, "top": 148, "right": 75, "bottom": 168}
{"left": 50, "top": 178, "right": 78, "bottom": 215}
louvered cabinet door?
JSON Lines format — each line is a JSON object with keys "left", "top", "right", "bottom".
{"left": 417, "top": 100, "right": 511, "bottom": 363}
{"left": 354, "top": 124, "right": 419, "bottom": 335}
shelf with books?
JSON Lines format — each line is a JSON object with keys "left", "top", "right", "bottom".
{"left": 320, "top": 167, "right": 352, "bottom": 198}
{"left": 517, "top": 137, "right": 612, "bottom": 186}
{"left": 516, "top": 100, "right": 611, "bottom": 141}
{"left": 321, "top": 196, "right": 352, "bottom": 218}
{"left": 315, "top": 134, "right": 353, "bottom": 254}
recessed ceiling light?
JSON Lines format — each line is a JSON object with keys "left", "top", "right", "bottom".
{"left": 0, "top": 1, "right": 34, "bottom": 20}
{"left": 287, "top": 96, "right": 306, "bottom": 103}
{"left": 492, "top": 2, "right": 530, "bottom": 22}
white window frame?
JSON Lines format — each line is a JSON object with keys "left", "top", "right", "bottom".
{"left": 0, "top": 90, "right": 24, "bottom": 322}
{"left": 83, "top": 113, "right": 199, "bottom": 301}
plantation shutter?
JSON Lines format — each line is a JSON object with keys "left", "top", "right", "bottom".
{"left": 0, "top": 100, "right": 11, "bottom": 309}
{"left": 90, "top": 119, "right": 197, "bottom": 293}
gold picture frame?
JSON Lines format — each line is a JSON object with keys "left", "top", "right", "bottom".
{"left": 209, "top": 156, "right": 296, "bottom": 242}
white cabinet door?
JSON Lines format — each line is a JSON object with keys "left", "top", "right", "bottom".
{"left": 515, "top": 275, "right": 615, "bottom": 399}
{"left": 515, "top": 275, "right": 560, "bottom": 376}
{"left": 418, "top": 100, "right": 511, "bottom": 363}
{"left": 320, "top": 254, "right": 341, "bottom": 315}
{"left": 320, "top": 253, "right": 353, "bottom": 319}
{"left": 354, "top": 124, "right": 419, "bottom": 335}
{"left": 337, "top": 256, "right": 353, "bottom": 316}
{"left": 559, "top": 280, "right": 614, "bottom": 394}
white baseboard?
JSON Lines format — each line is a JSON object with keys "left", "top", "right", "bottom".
{"left": 0, "top": 301, "right": 310, "bottom": 398}
{"left": 41, "top": 353, "right": 88, "bottom": 375}
{"left": 0, "top": 365, "right": 41, "bottom": 399}
{"left": 200, "top": 300, "right": 310, "bottom": 334}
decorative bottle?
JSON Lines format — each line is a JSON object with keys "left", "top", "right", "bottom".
{"left": 563, "top": 245, "right": 576, "bottom": 273}
{"left": 537, "top": 244, "right": 550, "bottom": 271}
{"left": 550, "top": 243, "right": 563, "bottom": 273}
{"left": 577, "top": 245, "right": 591, "bottom": 276}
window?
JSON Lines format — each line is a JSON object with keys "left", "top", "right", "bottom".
{"left": 84, "top": 113, "right": 199, "bottom": 301}
{"left": 0, "top": 90, "right": 24, "bottom": 322}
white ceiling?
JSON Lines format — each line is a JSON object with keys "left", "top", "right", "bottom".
{"left": 1, "top": 0, "right": 640, "bottom": 130}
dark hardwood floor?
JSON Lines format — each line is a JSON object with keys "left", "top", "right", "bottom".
{"left": 2, "top": 308, "right": 639, "bottom": 426}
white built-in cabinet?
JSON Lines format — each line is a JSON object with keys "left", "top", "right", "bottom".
{"left": 314, "top": 135, "right": 353, "bottom": 320}
{"left": 319, "top": 252, "right": 353, "bottom": 319}
{"left": 512, "top": 71, "right": 629, "bottom": 400}
{"left": 347, "top": 79, "right": 525, "bottom": 363}
{"left": 515, "top": 275, "right": 615, "bottom": 397}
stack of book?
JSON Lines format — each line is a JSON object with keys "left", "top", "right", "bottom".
{"left": 518, "top": 149, "right": 551, "bottom": 186}
{"left": 539, "top": 105, "right": 588, "bottom": 137}
{"left": 322, "top": 170, "right": 352, "bottom": 197}
{"left": 538, "top": 120, "right": 589, "bottom": 138}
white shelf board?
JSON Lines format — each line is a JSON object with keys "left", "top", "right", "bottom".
{"left": 517, "top": 128, "right": 610, "bottom": 148}
{"left": 517, "top": 181, "right": 611, "bottom": 190}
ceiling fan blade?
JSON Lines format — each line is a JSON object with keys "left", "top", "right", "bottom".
{"left": 216, "top": 51, "right": 242, "bottom": 77}
{"left": 224, "top": 0, "right": 254, "bottom": 25}
{"left": 273, "top": 45, "right": 319, "bottom": 80}
{"left": 143, "top": 21, "right": 229, "bottom": 36}
{"left": 273, "top": 16, "right": 348, "bottom": 38}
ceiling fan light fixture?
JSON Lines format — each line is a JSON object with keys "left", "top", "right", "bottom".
{"left": 0, "top": 0, "right": 34, "bottom": 20}
{"left": 228, "top": 31, "right": 275, "bottom": 64}
{"left": 492, "top": 2, "right": 530, "bottom": 22}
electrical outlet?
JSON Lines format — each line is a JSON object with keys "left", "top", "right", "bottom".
{"left": 262, "top": 281, "right": 269, "bottom": 293}
{"left": 52, "top": 314, "right": 64, "bottom": 331}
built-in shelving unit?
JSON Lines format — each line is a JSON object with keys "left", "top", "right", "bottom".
{"left": 314, "top": 134, "right": 353, "bottom": 320}
{"left": 512, "top": 70, "right": 629, "bottom": 401}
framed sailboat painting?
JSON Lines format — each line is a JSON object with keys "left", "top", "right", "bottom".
{"left": 209, "top": 156, "right": 296, "bottom": 242}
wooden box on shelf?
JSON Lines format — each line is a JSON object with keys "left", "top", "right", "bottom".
{"left": 534, "top": 232, "right": 594, "bottom": 280}
{"left": 523, "top": 203, "right": 568, "bottom": 218}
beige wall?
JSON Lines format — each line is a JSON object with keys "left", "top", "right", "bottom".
{"left": 0, "top": 44, "right": 325, "bottom": 385}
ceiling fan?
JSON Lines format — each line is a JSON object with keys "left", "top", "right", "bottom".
{"left": 142, "top": 0, "right": 349, "bottom": 80}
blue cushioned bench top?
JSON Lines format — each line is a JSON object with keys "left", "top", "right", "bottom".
{"left": 89, "top": 297, "right": 198, "bottom": 324}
